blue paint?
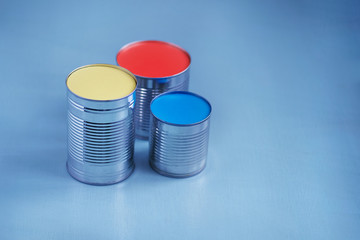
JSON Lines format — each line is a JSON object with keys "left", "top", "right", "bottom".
{"left": 151, "top": 91, "right": 211, "bottom": 125}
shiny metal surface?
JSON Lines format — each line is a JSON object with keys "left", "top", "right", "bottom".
{"left": 66, "top": 64, "right": 136, "bottom": 185}
{"left": 134, "top": 71, "right": 189, "bottom": 139}
{"left": 149, "top": 92, "right": 211, "bottom": 178}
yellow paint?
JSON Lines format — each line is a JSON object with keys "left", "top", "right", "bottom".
{"left": 67, "top": 64, "right": 136, "bottom": 100}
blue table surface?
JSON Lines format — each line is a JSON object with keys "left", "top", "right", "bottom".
{"left": 1, "top": 0, "right": 359, "bottom": 239}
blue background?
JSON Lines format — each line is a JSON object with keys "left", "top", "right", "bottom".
{"left": 1, "top": 0, "right": 359, "bottom": 239}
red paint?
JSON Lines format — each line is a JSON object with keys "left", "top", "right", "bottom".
{"left": 116, "top": 40, "right": 190, "bottom": 78}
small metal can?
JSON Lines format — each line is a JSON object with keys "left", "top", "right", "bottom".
{"left": 149, "top": 91, "right": 212, "bottom": 178}
{"left": 116, "top": 40, "right": 191, "bottom": 139}
{"left": 66, "top": 64, "right": 137, "bottom": 185}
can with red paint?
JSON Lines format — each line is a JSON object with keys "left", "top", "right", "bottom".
{"left": 116, "top": 40, "right": 191, "bottom": 139}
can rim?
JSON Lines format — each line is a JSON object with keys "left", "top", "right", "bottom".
{"left": 65, "top": 63, "right": 138, "bottom": 102}
{"left": 150, "top": 91, "right": 212, "bottom": 127}
{"left": 116, "top": 40, "right": 191, "bottom": 79}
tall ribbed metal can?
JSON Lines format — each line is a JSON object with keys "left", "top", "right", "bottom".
{"left": 66, "top": 64, "right": 137, "bottom": 185}
{"left": 116, "top": 40, "right": 191, "bottom": 139}
{"left": 149, "top": 91, "right": 212, "bottom": 178}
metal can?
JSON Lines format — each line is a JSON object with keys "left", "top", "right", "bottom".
{"left": 149, "top": 91, "right": 212, "bottom": 178}
{"left": 116, "top": 40, "right": 191, "bottom": 139}
{"left": 66, "top": 64, "right": 137, "bottom": 185}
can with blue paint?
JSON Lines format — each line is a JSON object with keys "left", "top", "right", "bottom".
{"left": 149, "top": 91, "right": 212, "bottom": 177}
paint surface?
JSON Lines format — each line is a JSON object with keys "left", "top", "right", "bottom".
{"left": 67, "top": 65, "right": 136, "bottom": 101}
{"left": 151, "top": 92, "right": 211, "bottom": 125}
{"left": 116, "top": 41, "right": 190, "bottom": 78}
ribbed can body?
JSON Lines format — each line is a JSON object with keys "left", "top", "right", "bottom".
{"left": 134, "top": 69, "right": 189, "bottom": 139}
{"left": 149, "top": 110, "right": 210, "bottom": 178}
{"left": 66, "top": 89, "right": 136, "bottom": 185}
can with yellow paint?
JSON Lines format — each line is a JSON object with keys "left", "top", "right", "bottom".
{"left": 66, "top": 64, "right": 137, "bottom": 185}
